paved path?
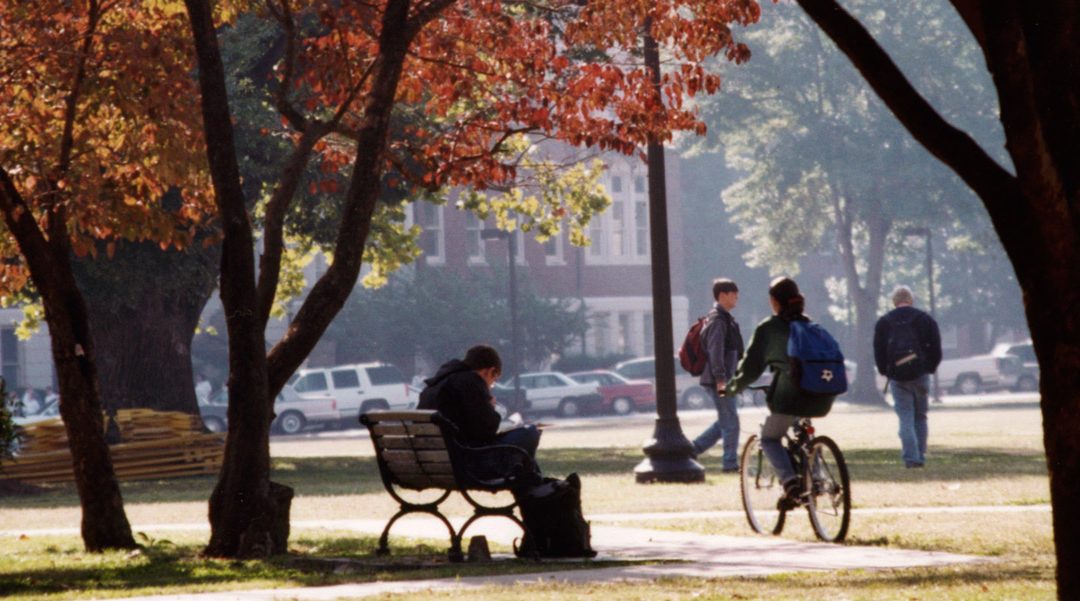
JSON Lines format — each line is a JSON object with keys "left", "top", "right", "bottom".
{"left": 8, "top": 509, "right": 992, "bottom": 601}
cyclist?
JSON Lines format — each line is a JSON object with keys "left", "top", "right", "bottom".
{"left": 726, "top": 277, "right": 838, "bottom": 507}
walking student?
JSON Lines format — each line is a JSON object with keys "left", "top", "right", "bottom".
{"left": 874, "top": 286, "right": 942, "bottom": 468}
{"left": 690, "top": 278, "right": 744, "bottom": 472}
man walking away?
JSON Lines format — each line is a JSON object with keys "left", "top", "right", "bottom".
{"left": 691, "top": 279, "right": 744, "bottom": 472}
{"left": 874, "top": 286, "right": 942, "bottom": 468}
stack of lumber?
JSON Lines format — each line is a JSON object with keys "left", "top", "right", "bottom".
{"left": 0, "top": 409, "right": 224, "bottom": 484}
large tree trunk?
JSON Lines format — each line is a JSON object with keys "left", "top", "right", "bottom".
{"left": 75, "top": 241, "right": 219, "bottom": 415}
{"left": 44, "top": 267, "right": 138, "bottom": 551}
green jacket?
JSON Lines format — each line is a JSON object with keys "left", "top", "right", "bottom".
{"left": 727, "top": 315, "right": 835, "bottom": 418}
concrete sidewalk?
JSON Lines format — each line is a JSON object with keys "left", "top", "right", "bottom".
{"left": 91, "top": 513, "right": 983, "bottom": 601}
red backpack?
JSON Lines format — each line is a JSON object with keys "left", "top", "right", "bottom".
{"left": 678, "top": 313, "right": 713, "bottom": 376}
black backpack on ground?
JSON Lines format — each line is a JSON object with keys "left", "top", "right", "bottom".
{"left": 513, "top": 472, "right": 597, "bottom": 558}
{"left": 885, "top": 315, "right": 924, "bottom": 381}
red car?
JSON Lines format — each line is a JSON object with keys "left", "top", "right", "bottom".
{"left": 567, "top": 370, "right": 655, "bottom": 415}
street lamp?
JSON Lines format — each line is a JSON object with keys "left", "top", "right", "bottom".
{"left": 632, "top": 29, "right": 704, "bottom": 484}
{"left": 480, "top": 228, "right": 522, "bottom": 407}
{"left": 900, "top": 226, "right": 941, "bottom": 404}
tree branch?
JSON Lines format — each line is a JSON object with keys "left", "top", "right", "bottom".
{"left": 794, "top": 0, "right": 1021, "bottom": 229}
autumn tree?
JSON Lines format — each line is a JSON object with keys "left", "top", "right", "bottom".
{"left": 792, "top": 0, "right": 1080, "bottom": 596}
{"left": 0, "top": 2, "right": 211, "bottom": 550}
{"left": 180, "top": 0, "right": 759, "bottom": 556}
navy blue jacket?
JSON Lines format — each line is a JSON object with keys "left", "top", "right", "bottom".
{"left": 873, "top": 305, "right": 942, "bottom": 379}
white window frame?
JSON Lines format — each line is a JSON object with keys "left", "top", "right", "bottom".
{"left": 413, "top": 203, "right": 445, "bottom": 265}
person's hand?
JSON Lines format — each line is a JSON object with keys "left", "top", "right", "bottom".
{"left": 715, "top": 380, "right": 726, "bottom": 393}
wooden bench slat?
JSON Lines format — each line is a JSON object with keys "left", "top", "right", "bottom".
{"left": 371, "top": 423, "right": 441, "bottom": 437}
{"left": 363, "top": 411, "right": 437, "bottom": 423}
{"left": 380, "top": 449, "right": 450, "bottom": 463}
{"left": 376, "top": 436, "right": 447, "bottom": 450}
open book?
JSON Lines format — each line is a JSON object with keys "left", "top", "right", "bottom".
{"left": 497, "top": 412, "right": 548, "bottom": 434}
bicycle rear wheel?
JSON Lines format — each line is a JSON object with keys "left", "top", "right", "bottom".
{"left": 806, "top": 436, "right": 851, "bottom": 542}
{"left": 740, "top": 434, "right": 785, "bottom": 535}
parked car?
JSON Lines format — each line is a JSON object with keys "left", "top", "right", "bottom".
{"left": 566, "top": 370, "right": 655, "bottom": 415}
{"left": 289, "top": 362, "right": 412, "bottom": 426}
{"left": 200, "top": 384, "right": 341, "bottom": 435}
{"left": 993, "top": 340, "right": 1039, "bottom": 392}
{"left": 611, "top": 356, "right": 711, "bottom": 409}
{"left": 508, "top": 371, "right": 604, "bottom": 417}
{"left": 936, "top": 351, "right": 1021, "bottom": 394}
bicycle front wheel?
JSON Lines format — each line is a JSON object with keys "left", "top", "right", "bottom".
{"left": 806, "top": 436, "right": 851, "bottom": 542}
{"left": 740, "top": 434, "right": 785, "bottom": 535}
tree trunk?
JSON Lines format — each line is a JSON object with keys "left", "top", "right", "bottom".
{"left": 45, "top": 279, "right": 138, "bottom": 551}
{"left": 834, "top": 190, "right": 888, "bottom": 404}
{"left": 75, "top": 241, "right": 219, "bottom": 415}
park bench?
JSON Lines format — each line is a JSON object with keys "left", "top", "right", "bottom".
{"left": 359, "top": 410, "right": 534, "bottom": 561}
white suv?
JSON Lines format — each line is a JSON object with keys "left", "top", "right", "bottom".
{"left": 289, "top": 362, "right": 412, "bottom": 427}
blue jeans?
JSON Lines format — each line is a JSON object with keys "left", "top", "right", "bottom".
{"left": 759, "top": 413, "right": 797, "bottom": 483}
{"left": 891, "top": 374, "right": 930, "bottom": 465}
{"left": 692, "top": 387, "right": 740, "bottom": 470}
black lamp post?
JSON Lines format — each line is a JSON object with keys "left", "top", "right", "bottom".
{"left": 633, "top": 29, "right": 704, "bottom": 483}
{"left": 901, "top": 226, "right": 941, "bottom": 403}
{"left": 481, "top": 228, "right": 522, "bottom": 405}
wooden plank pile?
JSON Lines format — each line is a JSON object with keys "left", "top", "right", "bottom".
{"left": 0, "top": 409, "right": 224, "bottom": 484}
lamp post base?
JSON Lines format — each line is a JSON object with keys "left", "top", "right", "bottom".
{"left": 634, "top": 417, "right": 705, "bottom": 483}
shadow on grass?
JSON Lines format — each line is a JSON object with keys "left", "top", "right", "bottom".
{"left": 0, "top": 534, "right": 588, "bottom": 599}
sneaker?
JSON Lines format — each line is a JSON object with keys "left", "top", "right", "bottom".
{"left": 777, "top": 478, "right": 803, "bottom": 511}
{"left": 905, "top": 461, "right": 924, "bottom": 469}
{"left": 721, "top": 466, "right": 739, "bottom": 474}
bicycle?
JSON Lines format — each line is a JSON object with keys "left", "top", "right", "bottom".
{"left": 739, "top": 387, "right": 851, "bottom": 542}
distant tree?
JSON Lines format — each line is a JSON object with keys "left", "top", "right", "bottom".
{"left": 324, "top": 269, "right": 586, "bottom": 373}
{"left": 793, "top": 0, "right": 1080, "bottom": 595}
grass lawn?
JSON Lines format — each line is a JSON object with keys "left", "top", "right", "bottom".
{"left": 0, "top": 398, "right": 1056, "bottom": 599}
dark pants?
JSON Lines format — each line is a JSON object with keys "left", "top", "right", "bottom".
{"left": 472, "top": 425, "right": 544, "bottom": 488}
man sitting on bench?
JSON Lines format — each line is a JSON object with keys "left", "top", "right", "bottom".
{"left": 418, "top": 344, "right": 542, "bottom": 486}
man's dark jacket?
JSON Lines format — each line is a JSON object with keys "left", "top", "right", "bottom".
{"left": 418, "top": 359, "right": 501, "bottom": 447}
{"left": 873, "top": 305, "right": 943, "bottom": 379}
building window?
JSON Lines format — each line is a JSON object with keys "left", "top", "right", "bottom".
{"left": 465, "top": 213, "right": 485, "bottom": 263}
{"left": 592, "top": 311, "right": 610, "bottom": 354}
{"left": 617, "top": 312, "right": 632, "bottom": 354}
{"left": 415, "top": 203, "right": 444, "bottom": 264}
{"left": 643, "top": 312, "right": 654, "bottom": 355}
{"left": 635, "top": 200, "right": 649, "bottom": 256}
{"left": 544, "top": 231, "right": 565, "bottom": 265}
{"left": 611, "top": 200, "right": 627, "bottom": 257}
{"left": 1, "top": 328, "right": 18, "bottom": 389}
{"left": 586, "top": 163, "right": 651, "bottom": 266}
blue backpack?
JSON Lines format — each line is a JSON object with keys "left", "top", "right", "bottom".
{"left": 787, "top": 320, "right": 848, "bottom": 397}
